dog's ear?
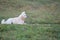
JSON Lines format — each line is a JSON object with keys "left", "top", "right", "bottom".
{"left": 21, "top": 11, "right": 26, "bottom": 15}
{"left": 18, "top": 11, "right": 26, "bottom": 17}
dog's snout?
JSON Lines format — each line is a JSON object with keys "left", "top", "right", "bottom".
{"left": 26, "top": 16, "right": 27, "bottom": 18}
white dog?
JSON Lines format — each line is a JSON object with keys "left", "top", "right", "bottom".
{"left": 1, "top": 11, "right": 27, "bottom": 24}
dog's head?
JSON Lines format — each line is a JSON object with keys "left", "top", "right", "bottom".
{"left": 20, "top": 11, "right": 27, "bottom": 18}
{"left": 19, "top": 11, "right": 27, "bottom": 20}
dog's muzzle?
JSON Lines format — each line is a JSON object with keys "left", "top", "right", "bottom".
{"left": 25, "top": 16, "right": 27, "bottom": 18}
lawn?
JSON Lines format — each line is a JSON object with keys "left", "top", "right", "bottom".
{"left": 0, "top": 0, "right": 60, "bottom": 40}
{"left": 0, "top": 24, "right": 60, "bottom": 40}
{"left": 0, "top": 0, "right": 60, "bottom": 24}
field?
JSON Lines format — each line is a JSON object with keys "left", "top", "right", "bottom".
{"left": 0, "top": 0, "right": 60, "bottom": 40}
{"left": 0, "top": 0, "right": 60, "bottom": 23}
{"left": 0, "top": 24, "right": 60, "bottom": 40}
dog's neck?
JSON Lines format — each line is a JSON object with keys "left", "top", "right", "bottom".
{"left": 18, "top": 16, "right": 25, "bottom": 21}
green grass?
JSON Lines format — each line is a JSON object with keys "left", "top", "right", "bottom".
{"left": 0, "top": 24, "right": 60, "bottom": 40}
{"left": 0, "top": 0, "right": 60, "bottom": 24}
{"left": 0, "top": 0, "right": 60, "bottom": 40}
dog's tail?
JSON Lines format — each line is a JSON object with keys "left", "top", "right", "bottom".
{"left": 1, "top": 19, "right": 6, "bottom": 24}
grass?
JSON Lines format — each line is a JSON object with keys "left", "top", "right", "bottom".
{"left": 0, "top": 0, "right": 60, "bottom": 24}
{"left": 0, "top": 24, "right": 60, "bottom": 40}
{"left": 0, "top": 0, "right": 60, "bottom": 40}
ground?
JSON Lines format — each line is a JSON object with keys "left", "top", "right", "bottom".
{"left": 0, "top": 0, "right": 60, "bottom": 40}
{"left": 0, "top": 24, "right": 60, "bottom": 40}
